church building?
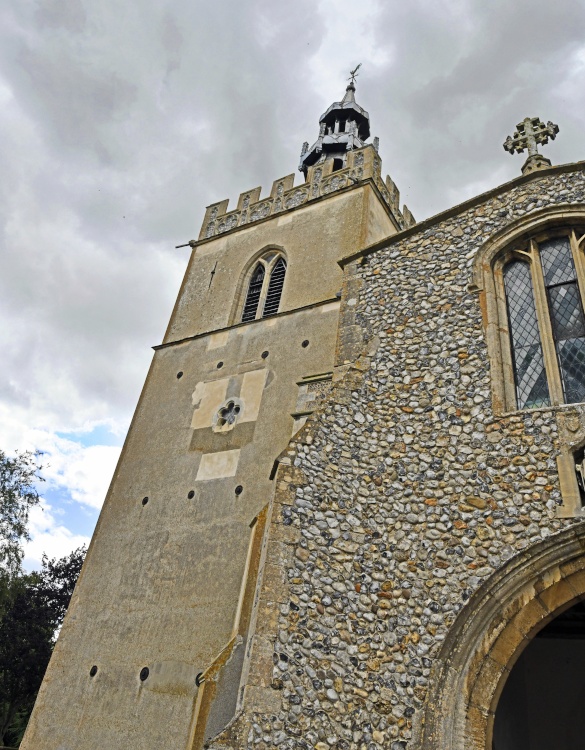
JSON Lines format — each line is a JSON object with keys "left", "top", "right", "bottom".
{"left": 21, "top": 78, "right": 585, "bottom": 750}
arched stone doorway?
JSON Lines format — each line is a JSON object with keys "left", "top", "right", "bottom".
{"left": 493, "top": 599, "right": 585, "bottom": 749}
{"left": 417, "top": 524, "right": 585, "bottom": 750}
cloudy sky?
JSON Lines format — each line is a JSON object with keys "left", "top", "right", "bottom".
{"left": 1, "top": 0, "right": 584, "bottom": 568}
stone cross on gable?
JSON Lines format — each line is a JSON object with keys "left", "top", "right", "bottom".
{"left": 503, "top": 116, "right": 559, "bottom": 158}
{"left": 503, "top": 116, "right": 559, "bottom": 175}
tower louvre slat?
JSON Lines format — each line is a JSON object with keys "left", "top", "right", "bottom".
{"left": 262, "top": 258, "right": 286, "bottom": 317}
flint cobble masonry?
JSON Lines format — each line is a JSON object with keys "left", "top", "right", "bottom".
{"left": 23, "top": 76, "right": 585, "bottom": 750}
{"left": 209, "top": 166, "right": 585, "bottom": 750}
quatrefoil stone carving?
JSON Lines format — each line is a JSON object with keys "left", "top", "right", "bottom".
{"left": 212, "top": 398, "right": 244, "bottom": 432}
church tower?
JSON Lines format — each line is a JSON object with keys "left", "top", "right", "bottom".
{"left": 21, "top": 81, "right": 413, "bottom": 750}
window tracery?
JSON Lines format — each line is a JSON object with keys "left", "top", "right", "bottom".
{"left": 240, "top": 252, "right": 287, "bottom": 323}
{"left": 499, "top": 229, "right": 585, "bottom": 410}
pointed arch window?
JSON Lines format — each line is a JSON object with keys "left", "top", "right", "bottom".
{"left": 502, "top": 231, "right": 585, "bottom": 409}
{"left": 241, "top": 265, "right": 265, "bottom": 322}
{"left": 241, "top": 253, "right": 287, "bottom": 323}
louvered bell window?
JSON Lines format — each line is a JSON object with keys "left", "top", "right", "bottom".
{"left": 241, "top": 264, "right": 264, "bottom": 322}
{"left": 262, "top": 258, "right": 286, "bottom": 317}
{"left": 241, "top": 255, "right": 287, "bottom": 323}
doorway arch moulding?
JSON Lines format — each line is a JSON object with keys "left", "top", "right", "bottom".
{"left": 417, "top": 522, "right": 585, "bottom": 750}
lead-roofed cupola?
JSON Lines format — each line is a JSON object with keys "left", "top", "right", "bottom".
{"left": 298, "top": 77, "right": 371, "bottom": 178}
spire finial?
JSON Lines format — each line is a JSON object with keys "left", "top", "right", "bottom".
{"left": 348, "top": 63, "right": 362, "bottom": 86}
{"left": 298, "top": 69, "right": 370, "bottom": 177}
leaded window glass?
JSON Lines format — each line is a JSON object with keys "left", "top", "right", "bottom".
{"left": 504, "top": 261, "right": 551, "bottom": 409}
{"left": 503, "top": 233, "right": 585, "bottom": 410}
{"left": 540, "top": 237, "right": 585, "bottom": 404}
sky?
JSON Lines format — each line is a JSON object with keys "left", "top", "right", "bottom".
{"left": 1, "top": 0, "right": 584, "bottom": 569}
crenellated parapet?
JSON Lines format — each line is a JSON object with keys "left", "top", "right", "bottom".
{"left": 199, "top": 145, "right": 415, "bottom": 240}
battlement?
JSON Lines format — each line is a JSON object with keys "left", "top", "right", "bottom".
{"left": 199, "top": 145, "right": 415, "bottom": 241}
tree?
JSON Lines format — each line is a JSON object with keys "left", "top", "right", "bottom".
{"left": 0, "top": 571, "right": 52, "bottom": 746}
{"left": 37, "top": 546, "right": 85, "bottom": 629}
{"left": 0, "top": 450, "right": 42, "bottom": 576}
{"left": 0, "top": 547, "right": 86, "bottom": 747}
{"left": 0, "top": 445, "right": 85, "bottom": 746}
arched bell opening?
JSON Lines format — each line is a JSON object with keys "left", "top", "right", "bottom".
{"left": 492, "top": 599, "right": 585, "bottom": 750}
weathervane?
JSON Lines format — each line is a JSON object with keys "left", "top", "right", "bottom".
{"left": 503, "top": 116, "right": 559, "bottom": 174}
{"left": 348, "top": 63, "right": 362, "bottom": 85}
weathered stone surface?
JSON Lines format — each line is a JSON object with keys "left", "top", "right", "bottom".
{"left": 20, "top": 135, "right": 402, "bottom": 750}
{"left": 20, "top": 77, "right": 585, "bottom": 749}
{"left": 212, "top": 165, "right": 585, "bottom": 750}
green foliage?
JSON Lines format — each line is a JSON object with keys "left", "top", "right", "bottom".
{"left": 0, "top": 547, "right": 86, "bottom": 747}
{"left": 0, "top": 451, "right": 42, "bottom": 576}
{"left": 0, "top": 570, "right": 52, "bottom": 747}
{"left": 38, "top": 547, "right": 85, "bottom": 629}
{"left": 0, "top": 444, "right": 86, "bottom": 745}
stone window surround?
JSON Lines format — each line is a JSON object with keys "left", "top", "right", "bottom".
{"left": 472, "top": 206, "right": 585, "bottom": 517}
{"left": 229, "top": 245, "right": 288, "bottom": 325}
{"left": 471, "top": 206, "right": 585, "bottom": 414}
{"left": 496, "top": 229, "right": 585, "bottom": 410}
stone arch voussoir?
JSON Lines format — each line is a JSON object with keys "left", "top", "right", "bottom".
{"left": 418, "top": 522, "right": 585, "bottom": 750}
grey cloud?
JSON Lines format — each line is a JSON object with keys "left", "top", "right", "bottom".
{"left": 35, "top": 0, "right": 87, "bottom": 33}
{"left": 364, "top": 0, "right": 585, "bottom": 218}
{"left": 0, "top": 0, "right": 583, "bottom": 447}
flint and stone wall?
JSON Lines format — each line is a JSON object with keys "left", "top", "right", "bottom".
{"left": 209, "top": 164, "right": 585, "bottom": 749}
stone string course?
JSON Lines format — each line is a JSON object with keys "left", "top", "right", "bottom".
{"left": 208, "top": 168, "right": 585, "bottom": 750}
